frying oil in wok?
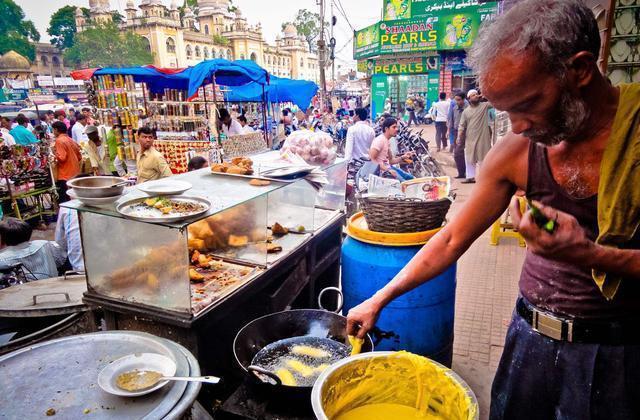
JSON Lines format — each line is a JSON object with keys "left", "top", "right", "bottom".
{"left": 252, "top": 336, "right": 349, "bottom": 387}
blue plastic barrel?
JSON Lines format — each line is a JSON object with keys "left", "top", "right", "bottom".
{"left": 342, "top": 213, "right": 457, "bottom": 367}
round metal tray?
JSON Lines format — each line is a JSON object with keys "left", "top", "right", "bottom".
{"left": 0, "top": 331, "right": 190, "bottom": 419}
{"left": 116, "top": 195, "right": 211, "bottom": 223}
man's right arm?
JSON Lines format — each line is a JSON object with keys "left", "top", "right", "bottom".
{"left": 347, "top": 135, "right": 526, "bottom": 337}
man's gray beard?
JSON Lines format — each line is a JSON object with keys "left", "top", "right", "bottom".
{"left": 523, "top": 91, "right": 591, "bottom": 146}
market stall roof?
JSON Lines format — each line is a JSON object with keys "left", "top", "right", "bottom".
{"left": 71, "top": 60, "right": 269, "bottom": 97}
{"left": 224, "top": 74, "right": 318, "bottom": 110}
{"left": 187, "top": 59, "right": 269, "bottom": 97}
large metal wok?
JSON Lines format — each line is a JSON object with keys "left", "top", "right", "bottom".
{"left": 233, "top": 291, "right": 374, "bottom": 398}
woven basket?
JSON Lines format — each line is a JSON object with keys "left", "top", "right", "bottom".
{"left": 358, "top": 196, "right": 452, "bottom": 233}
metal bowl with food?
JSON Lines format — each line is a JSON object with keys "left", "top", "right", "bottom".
{"left": 311, "top": 351, "right": 479, "bottom": 420}
{"left": 233, "top": 308, "right": 374, "bottom": 399}
{"left": 67, "top": 176, "right": 128, "bottom": 198}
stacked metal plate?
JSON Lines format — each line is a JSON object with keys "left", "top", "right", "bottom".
{"left": 0, "top": 331, "right": 201, "bottom": 419}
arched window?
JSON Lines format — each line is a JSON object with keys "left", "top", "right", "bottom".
{"left": 166, "top": 37, "right": 176, "bottom": 53}
{"left": 227, "top": 49, "right": 232, "bottom": 60}
{"left": 277, "top": 57, "right": 281, "bottom": 65}
{"left": 141, "top": 37, "right": 151, "bottom": 52}
{"left": 41, "top": 56, "right": 48, "bottom": 66}
{"left": 195, "top": 46, "right": 201, "bottom": 57}
{"left": 300, "top": 58, "right": 304, "bottom": 67}
{"left": 267, "top": 56, "right": 270, "bottom": 65}
{"left": 219, "top": 50, "right": 225, "bottom": 59}
{"left": 186, "top": 45, "right": 192, "bottom": 58}
{"left": 203, "top": 47, "right": 209, "bottom": 59}
{"left": 52, "top": 56, "right": 61, "bottom": 67}
{"left": 204, "top": 24, "right": 209, "bottom": 35}
{"left": 240, "top": 54, "right": 245, "bottom": 60}
{"left": 250, "top": 52, "right": 257, "bottom": 62}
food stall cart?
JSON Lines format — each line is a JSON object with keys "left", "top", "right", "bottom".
{"left": 62, "top": 150, "right": 347, "bottom": 398}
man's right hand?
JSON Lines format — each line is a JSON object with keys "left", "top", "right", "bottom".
{"left": 346, "top": 297, "right": 384, "bottom": 339}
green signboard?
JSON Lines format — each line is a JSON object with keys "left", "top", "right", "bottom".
{"left": 353, "top": 23, "right": 380, "bottom": 60}
{"left": 383, "top": 0, "right": 496, "bottom": 21}
{"left": 355, "top": 1, "right": 497, "bottom": 59}
{"left": 367, "top": 55, "right": 440, "bottom": 75}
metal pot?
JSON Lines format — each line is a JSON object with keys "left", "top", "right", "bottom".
{"left": 66, "top": 176, "right": 128, "bottom": 198}
{"left": 233, "top": 290, "right": 374, "bottom": 398}
{"left": 311, "top": 351, "right": 479, "bottom": 420}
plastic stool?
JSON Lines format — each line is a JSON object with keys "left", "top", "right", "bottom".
{"left": 490, "top": 197, "right": 526, "bottom": 247}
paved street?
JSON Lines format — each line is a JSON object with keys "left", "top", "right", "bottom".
{"left": 416, "top": 124, "right": 524, "bottom": 419}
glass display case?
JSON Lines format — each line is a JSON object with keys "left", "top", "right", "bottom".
{"left": 63, "top": 157, "right": 345, "bottom": 317}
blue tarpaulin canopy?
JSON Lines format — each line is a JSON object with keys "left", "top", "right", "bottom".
{"left": 224, "top": 75, "right": 318, "bottom": 110}
{"left": 187, "top": 59, "right": 269, "bottom": 97}
{"left": 94, "top": 59, "right": 269, "bottom": 96}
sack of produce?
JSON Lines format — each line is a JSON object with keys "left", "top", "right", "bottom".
{"left": 280, "top": 129, "right": 337, "bottom": 166}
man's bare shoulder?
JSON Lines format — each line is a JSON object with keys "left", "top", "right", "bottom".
{"left": 483, "top": 132, "right": 530, "bottom": 189}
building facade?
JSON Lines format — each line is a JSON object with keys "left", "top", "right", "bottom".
{"left": 76, "top": 0, "right": 319, "bottom": 82}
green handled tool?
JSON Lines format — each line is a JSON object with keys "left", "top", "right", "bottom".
{"left": 527, "top": 199, "right": 558, "bottom": 234}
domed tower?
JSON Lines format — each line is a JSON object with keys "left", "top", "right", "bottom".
{"left": 0, "top": 51, "right": 33, "bottom": 83}
{"left": 125, "top": 0, "right": 137, "bottom": 25}
{"left": 75, "top": 7, "right": 87, "bottom": 32}
{"left": 183, "top": 6, "right": 196, "bottom": 29}
{"left": 90, "top": 0, "right": 113, "bottom": 25}
{"left": 169, "top": 0, "right": 180, "bottom": 21}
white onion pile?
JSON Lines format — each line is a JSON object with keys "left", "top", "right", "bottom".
{"left": 281, "top": 130, "right": 337, "bottom": 166}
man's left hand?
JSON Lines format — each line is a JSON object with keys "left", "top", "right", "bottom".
{"left": 510, "top": 197, "right": 595, "bottom": 265}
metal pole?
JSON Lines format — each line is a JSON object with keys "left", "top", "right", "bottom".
{"left": 318, "top": 0, "right": 327, "bottom": 109}
{"left": 211, "top": 74, "right": 222, "bottom": 149}
{"left": 330, "top": 0, "right": 335, "bottom": 86}
{"left": 262, "top": 84, "right": 270, "bottom": 148}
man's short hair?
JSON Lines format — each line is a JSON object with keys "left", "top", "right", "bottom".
{"left": 51, "top": 121, "right": 67, "bottom": 134}
{"left": 138, "top": 126, "right": 154, "bottom": 136}
{"left": 382, "top": 117, "right": 397, "bottom": 132}
{"left": 82, "top": 107, "right": 91, "bottom": 113}
{"left": 45, "top": 110, "right": 54, "bottom": 116}
{"left": 187, "top": 156, "right": 208, "bottom": 171}
{"left": 76, "top": 114, "right": 86, "bottom": 122}
{"left": 218, "top": 108, "right": 230, "bottom": 120}
{"left": 455, "top": 92, "right": 466, "bottom": 100}
{"left": 15, "top": 114, "right": 28, "bottom": 125}
{"left": 1, "top": 116, "right": 11, "bottom": 124}
{"left": 439, "top": 92, "right": 447, "bottom": 100}
{"left": 238, "top": 115, "right": 247, "bottom": 123}
{"left": 355, "top": 108, "right": 368, "bottom": 121}
{"left": 0, "top": 217, "right": 33, "bottom": 246}
{"left": 54, "top": 110, "right": 66, "bottom": 118}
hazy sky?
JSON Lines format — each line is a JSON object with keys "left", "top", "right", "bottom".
{"left": 15, "top": 0, "right": 380, "bottom": 69}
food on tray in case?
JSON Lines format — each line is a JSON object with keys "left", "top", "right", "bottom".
{"left": 211, "top": 157, "right": 254, "bottom": 175}
{"left": 249, "top": 179, "right": 271, "bottom": 187}
{"left": 255, "top": 241, "right": 283, "bottom": 254}
{"left": 119, "top": 196, "right": 209, "bottom": 220}
{"left": 228, "top": 235, "right": 249, "bottom": 247}
{"left": 188, "top": 254, "right": 261, "bottom": 312}
{"left": 271, "top": 222, "right": 289, "bottom": 236}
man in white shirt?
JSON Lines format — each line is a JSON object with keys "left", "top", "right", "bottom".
{"left": 345, "top": 108, "right": 375, "bottom": 163}
{"left": 217, "top": 108, "right": 243, "bottom": 136}
{"left": 0, "top": 117, "right": 16, "bottom": 146}
{"left": 238, "top": 115, "right": 255, "bottom": 134}
{"left": 0, "top": 217, "right": 65, "bottom": 280}
{"left": 431, "top": 92, "right": 451, "bottom": 152}
{"left": 71, "top": 114, "right": 89, "bottom": 143}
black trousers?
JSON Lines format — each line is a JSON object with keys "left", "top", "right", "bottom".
{"left": 435, "top": 121, "right": 448, "bottom": 150}
{"left": 56, "top": 180, "right": 70, "bottom": 203}
{"left": 453, "top": 135, "right": 466, "bottom": 178}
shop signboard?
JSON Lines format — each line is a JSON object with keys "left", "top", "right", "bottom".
{"left": 371, "top": 74, "right": 389, "bottom": 119}
{"left": 2, "top": 88, "right": 28, "bottom": 101}
{"left": 353, "top": 23, "right": 381, "bottom": 60}
{"left": 367, "top": 55, "right": 440, "bottom": 76}
{"left": 355, "top": 1, "right": 497, "bottom": 59}
{"left": 357, "top": 60, "right": 369, "bottom": 73}
{"left": 383, "top": 0, "right": 497, "bottom": 21}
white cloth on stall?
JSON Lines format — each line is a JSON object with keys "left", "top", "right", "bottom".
{"left": 55, "top": 207, "right": 84, "bottom": 272}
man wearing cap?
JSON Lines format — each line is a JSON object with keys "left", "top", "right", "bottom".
{"left": 84, "top": 125, "right": 109, "bottom": 176}
{"left": 457, "top": 89, "right": 493, "bottom": 183}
